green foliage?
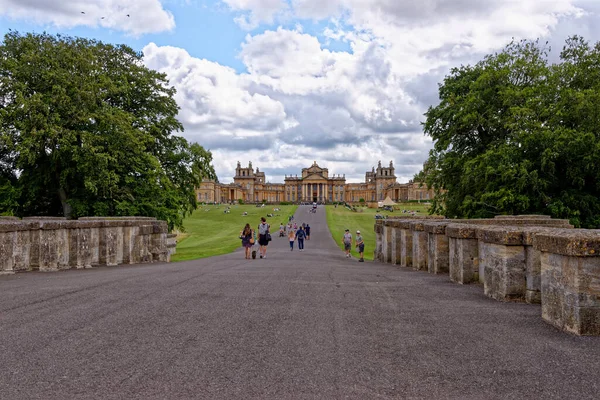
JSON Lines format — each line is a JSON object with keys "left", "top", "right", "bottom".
{"left": 359, "top": 198, "right": 365, "bottom": 203}
{"left": 0, "top": 32, "right": 215, "bottom": 229}
{"left": 238, "top": 199, "right": 244, "bottom": 205}
{"left": 422, "top": 36, "right": 600, "bottom": 228}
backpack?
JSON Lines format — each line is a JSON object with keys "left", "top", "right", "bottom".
{"left": 297, "top": 230, "right": 305, "bottom": 239}
{"left": 258, "top": 223, "right": 269, "bottom": 235}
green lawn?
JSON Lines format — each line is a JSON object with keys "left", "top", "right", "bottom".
{"left": 325, "top": 203, "right": 431, "bottom": 260}
{"left": 172, "top": 204, "right": 298, "bottom": 261}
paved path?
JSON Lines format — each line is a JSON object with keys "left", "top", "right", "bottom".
{"left": 1, "top": 206, "right": 599, "bottom": 399}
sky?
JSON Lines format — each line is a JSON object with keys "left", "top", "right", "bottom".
{"left": 2, "top": 0, "right": 600, "bottom": 184}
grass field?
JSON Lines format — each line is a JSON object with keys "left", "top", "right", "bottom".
{"left": 326, "top": 203, "right": 431, "bottom": 260}
{"left": 172, "top": 204, "right": 298, "bottom": 261}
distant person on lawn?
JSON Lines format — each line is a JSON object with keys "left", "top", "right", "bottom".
{"left": 257, "top": 217, "right": 270, "bottom": 259}
{"left": 240, "top": 223, "right": 254, "bottom": 259}
{"left": 355, "top": 230, "right": 365, "bottom": 262}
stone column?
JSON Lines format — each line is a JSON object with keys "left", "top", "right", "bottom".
{"left": 424, "top": 221, "right": 450, "bottom": 274}
{"left": 478, "top": 226, "right": 527, "bottom": 302}
{"left": 410, "top": 221, "right": 428, "bottom": 271}
{"left": 374, "top": 220, "right": 384, "bottom": 261}
{"left": 389, "top": 221, "right": 402, "bottom": 265}
{"left": 447, "top": 224, "right": 480, "bottom": 284}
{"left": 381, "top": 221, "right": 393, "bottom": 263}
{"left": 534, "top": 229, "right": 600, "bottom": 335}
{"left": 38, "top": 220, "right": 72, "bottom": 272}
{"left": 399, "top": 220, "right": 413, "bottom": 268}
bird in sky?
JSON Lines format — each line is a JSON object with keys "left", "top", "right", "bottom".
{"left": 81, "top": 11, "right": 85, "bottom": 14}
{"left": 127, "top": 14, "right": 130, "bottom": 17}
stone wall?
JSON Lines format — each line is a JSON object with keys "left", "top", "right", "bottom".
{"left": 375, "top": 216, "right": 600, "bottom": 336}
{"left": 0, "top": 217, "right": 170, "bottom": 274}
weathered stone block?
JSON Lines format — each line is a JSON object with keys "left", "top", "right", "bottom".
{"left": 411, "top": 221, "right": 428, "bottom": 271}
{"left": 481, "top": 242, "right": 526, "bottom": 301}
{"left": 534, "top": 231, "right": 600, "bottom": 335}
{"left": 425, "top": 222, "right": 449, "bottom": 275}
{"left": 399, "top": 221, "right": 413, "bottom": 268}
{"left": 447, "top": 224, "right": 479, "bottom": 284}
{"left": 390, "top": 222, "right": 402, "bottom": 265}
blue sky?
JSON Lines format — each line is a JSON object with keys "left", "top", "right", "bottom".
{"left": 1, "top": 0, "right": 599, "bottom": 183}
{"left": 0, "top": 0, "right": 351, "bottom": 74}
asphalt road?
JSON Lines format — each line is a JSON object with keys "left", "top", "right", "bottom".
{"left": 1, "top": 205, "right": 599, "bottom": 399}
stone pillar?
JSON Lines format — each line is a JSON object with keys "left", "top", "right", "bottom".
{"left": 447, "top": 224, "right": 480, "bottom": 284}
{"left": 374, "top": 220, "right": 384, "bottom": 261}
{"left": 424, "top": 221, "right": 450, "bottom": 274}
{"left": 399, "top": 220, "right": 413, "bottom": 268}
{"left": 389, "top": 221, "right": 402, "bottom": 265}
{"left": 478, "top": 226, "right": 527, "bottom": 302}
{"left": 381, "top": 221, "right": 393, "bottom": 263}
{"left": 0, "top": 222, "right": 37, "bottom": 274}
{"left": 38, "top": 221, "right": 72, "bottom": 272}
{"left": 410, "top": 221, "right": 428, "bottom": 271}
{"left": 151, "top": 220, "right": 169, "bottom": 262}
{"left": 534, "top": 229, "right": 600, "bottom": 335}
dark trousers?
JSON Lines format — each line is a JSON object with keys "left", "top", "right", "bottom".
{"left": 289, "top": 240, "right": 294, "bottom": 250}
{"left": 298, "top": 239, "right": 304, "bottom": 250}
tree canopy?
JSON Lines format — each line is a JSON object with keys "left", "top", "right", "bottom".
{"left": 422, "top": 36, "right": 600, "bottom": 228}
{"left": 0, "top": 31, "right": 215, "bottom": 229}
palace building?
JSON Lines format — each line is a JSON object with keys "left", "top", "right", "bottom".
{"left": 196, "top": 161, "right": 434, "bottom": 204}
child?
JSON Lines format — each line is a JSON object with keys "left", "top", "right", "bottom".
{"left": 343, "top": 229, "right": 352, "bottom": 258}
{"left": 288, "top": 228, "right": 296, "bottom": 251}
{"left": 355, "top": 230, "right": 365, "bottom": 262}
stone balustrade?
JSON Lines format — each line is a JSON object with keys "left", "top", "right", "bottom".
{"left": 375, "top": 215, "right": 600, "bottom": 336}
{"left": 0, "top": 217, "right": 170, "bottom": 274}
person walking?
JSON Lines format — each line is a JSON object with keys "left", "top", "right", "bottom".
{"left": 355, "top": 230, "right": 365, "bottom": 262}
{"left": 296, "top": 226, "right": 306, "bottom": 251}
{"left": 288, "top": 227, "right": 296, "bottom": 251}
{"left": 257, "top": 217, "right": 270, "bottom": 259}
{"left": 305, "top": 224, "right": 310, "bottom": 240}
{"left": 343, "top": 229, "right": 353, "bottom": 258}
{"left": 240, "top": 223, "right": 254, "bottom": 259}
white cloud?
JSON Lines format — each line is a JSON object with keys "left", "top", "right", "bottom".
{"left": 222, "top": 0, "right": 289, "bottom": 29}
{"left": 142, "top": 42, "right": 293, "bottom": 149}
{"left": 0, "top": 0, "right": 175, "bottom": 35}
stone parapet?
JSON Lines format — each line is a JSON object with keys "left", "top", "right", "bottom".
{"left": 533, "top": 230, "right": 600, "bottom": 335}
{"left": 0, "top": 217, "right": 170, "bottom": 274}
{"left": 375, "top": 214, "right": 600, "bottom": 335}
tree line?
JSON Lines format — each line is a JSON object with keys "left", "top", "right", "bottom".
{"left": 421, "top": 36, "right": 600, "bottom": 228}
{"left": 0, "top": 32, "right": 215, "bottom": 230}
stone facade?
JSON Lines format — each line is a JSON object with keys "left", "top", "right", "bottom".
{"left": 0, "top": 217, "right": 169, "bottom": 274}
{"left": 196, "top": 160, "right": 435, "bottom": 204}
{"left": 373, "top": 215, "right": 600, "bottom": 336}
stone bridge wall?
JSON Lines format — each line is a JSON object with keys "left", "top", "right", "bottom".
{"left": 375, "top": 216, "right": 600, "bottom": 336}
{"left": 0, "top": 217, "right": 170, "bottom": 274}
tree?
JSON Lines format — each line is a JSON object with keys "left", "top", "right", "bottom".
{"left": 0, "top": 31, "right": 215, "bottom": 229}
{"left": 422, "top": 36, "right": 600, "bottom": 227}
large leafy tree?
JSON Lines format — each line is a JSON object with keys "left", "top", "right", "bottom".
{"left": 422, "top": 36, "right": 600, "bottom": 228}
{"left": 0, "top": 31, "right": 214, "bottom": 229}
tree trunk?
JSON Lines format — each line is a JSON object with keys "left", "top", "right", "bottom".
{"left": 58, "top": 187, "right": 72, "bottom": 219}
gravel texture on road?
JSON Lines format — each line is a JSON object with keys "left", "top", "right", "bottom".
{"left": 1, "top": 206, "right": 599, "bottom": 399}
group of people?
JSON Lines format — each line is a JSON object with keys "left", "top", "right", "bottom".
{"left": 240, "top": 216, "right": 365, "bottom": 262}
{"left": 240, "top": 217, "right": 271, "bottom": 259}
{"left": 342, "top": 229, "right": 365, "bottom": 262}
{"left": 283, "top": 222, "right": 310, "bottom": 251}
